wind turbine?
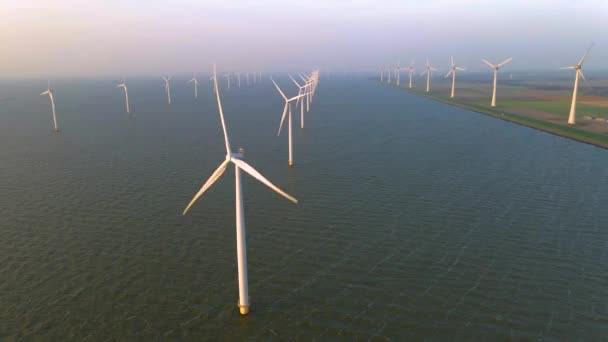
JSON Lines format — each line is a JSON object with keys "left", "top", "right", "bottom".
{"left": 40, "top": 81, "right": 59, "bottom": 132}
{"left": 562, "top": 44, "right": 593, "bottom": 125}
{"left": 395, "top": 61, "right": 402, "bottom": 86}
{"left": 188, "top": 74, "right": 199, "bottom": 99}
{"left": 117, "top": 79, "right": 130, "bottom": 113}
{"left": 224, "top": 73, "right": 231, "bottom": 89}
{"left": 407, "top": 59, "right": 415, "bottom": 89}
{"left": 289, "top": 75, "right": 308, "bottom": 129}
{"left": 272, "top": 79, "right": 305, "bottom": 167}
{"left": 163, "top": 75, "right": 173, "bottom": 104}
{"left": 445, "top": 56, "right": 465, "bottom": 98}
{"left": 380, "top": 68, "right": 384, "bottom": 82}
{"left": 237, "top": 72, "right": 241, "bottom": 88}
{"left": 482, "top": 57, "right": 512, "bottom": 107}
{"left": 183, "top": 65, "right": 298, "bottom": 316}
{"left": 298, "top": 72, "right": 318, "bottom": 112}
{"left": 421, "top": 59, "right": 437, "bottom": 93}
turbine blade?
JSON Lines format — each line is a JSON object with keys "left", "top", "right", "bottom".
{"left": 271, "top": 79, "right": 288, "bottom": 101}
{"left": 277, "top": 103, "right": 288, "bottom": 136}
{"left": 289, "top": 74, "right": 302, "bottom": 87}
{"left": 482, "top": 59, "right": 495, "bottom": 69}
{"left": 456, "top": 67, "right": 466, "bottom": 71}
{"left": 579, "top": 70, "right": 592, "bottom": 89}
{"left": 451, "top": 56, "right": 454, "bottom": 67}
{"left": 578, "top": 43, "right": 594, "bottom": 66}
{"left": 498, "top": 57, "right": 512, "bottom": 67}
{"left": 182, "top": 159, "right": 230, "bottom": 215}
{"left": 561, "top": 66, "right": 577, "bottom": 69}
{"left": 445, "top": 70, "right": 453, "bottom": 78}
{"left": 212, "top": 64, "right": 232, "bottom": 155}
{"left": 40, "top": 90, "right": 49, "bottom": 96}
{"left": 231, "top": 159, "right": 298, "bottom": 204}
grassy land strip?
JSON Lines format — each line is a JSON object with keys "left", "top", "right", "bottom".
{"left": 382, "top": 82, "right": 608, "bottom": 149}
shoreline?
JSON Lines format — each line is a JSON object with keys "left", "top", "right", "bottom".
{"left": 381, "top": 82, "right": 608, "bottom": 150}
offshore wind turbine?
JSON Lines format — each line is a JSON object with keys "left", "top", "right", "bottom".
{"left": 183, "top": 65, "right": 298, "bottom": 316}
{"left": 395, "top": 61, "right": 402, "bottom": 86}
{"left": 482, "top": 57, "right": 512, "bottom": 107}
{"left": 163, "top": 75, "right": 173, "bottom": 104}
{"left": 40, "top": 81, "right": 59, "bottom": 132}
{"left": 298, "top": 72, "right": 318, "bottom": 112}
{"left": 272, "top": 79, "right": 305, "bottom": 167}
{"left": 421, "top": 59, "right": 437, "bottom": 93}
{"left": 406, "top": 59, "right": 415, "bottom": 89}
{"left": 562, "top": 44, "right": 593, "bottom": 125}
{"left": 224, "top": 73, "right": 231, "bottom": 90}
{"left": 188, "top": 74, "right": 199, "bottom": 99}
{"left": 445, "top": 56, "right": 465, "bottom": 98}
{"left": 289, "top": 75, "right": 308, "bottom": 129}
{"left": 117, "top": 79, "right": 130, "bottom": 113}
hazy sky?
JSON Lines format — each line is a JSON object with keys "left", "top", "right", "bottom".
{"left": 1, "top": 0, "right": 607, "bottom": 77}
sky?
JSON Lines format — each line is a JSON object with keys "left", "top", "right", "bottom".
{"left": 1, "top": 0, "right": 607, "bottom": 77}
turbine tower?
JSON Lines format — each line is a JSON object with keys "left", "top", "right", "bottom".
{"left": 272, "top": 79, "right": 306, "bottom": 167}
{"left": 482, "top": 57, "right": 512, "bottom": 107}
{"left": 183, "top": 65, "right": 298, "bottom": 316}
{"left": 117, "top": 79, "right": 130, "bottom": 113}
{"left": 422, "top": 59, "right": 437, "bottom": 93}
{"left": 163, "top": 75, "right": 173, "bottom": 104}
{"left": 188, "top": 74, "right": 199, "bottom": 99}
{"left": 445, "top": 57, "right": 465, "bottom": 98}
{"left": 562, "top": 44, "right": 593, "bottom": 125}
{"left": 40, "top": 81, "right": 59, "bottom": 132}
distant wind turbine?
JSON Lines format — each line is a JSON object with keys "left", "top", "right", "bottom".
{"left": 163, "top": 75, "right": 173, "bottom": 104}
{"left": 40, "top": 81, "right": 59, "bottom": 132}
{"left": 188, "top": 74, "right": 199, "bottom": 99}
{"left": 395, "top": 61, "right": 402, "bottom": 86}
{"left": 445, "top": 57, "right": 465, "bottom": 98}
{"left": 183, "top": 64, "right": 298, "bottom": 316}
{"left": 407, "top": 59, "right": 415, "bottom": 89}
{"left": 117, "top": 79, "right": 130, "bottom": 113}
{"left": 224, "top": 73, "right": 231, "bottom": 89}
{"left": 482, "top": 57, "right": 512, "bottom": 107}
{"left": 289, "top": 75, "right": 308, "bottom": 129}
{"left": 421, "top": 59, "right": 437, "bottom": 93}
{"left": 272, "top": 79, "right": 306, "bottom": 167}
{"left": 562, "top": 44, "right": 593, "bottom": 125}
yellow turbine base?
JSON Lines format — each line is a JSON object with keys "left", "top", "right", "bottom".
{"left": 239, "top": 305, "right": 250, "bottom": 315}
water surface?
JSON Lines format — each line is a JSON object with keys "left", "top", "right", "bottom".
{"left": 1, "top": 77, "right": 607, "bottom": 340}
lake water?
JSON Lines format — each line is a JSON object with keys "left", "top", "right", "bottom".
{"left": 1, "top": 76, "right": 607, "bottom": 340}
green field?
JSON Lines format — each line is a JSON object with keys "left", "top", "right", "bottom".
{"left": 381, "top": 78, "right": 608, "bottom": 149}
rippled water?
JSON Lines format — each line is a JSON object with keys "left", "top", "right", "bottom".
{"left": 1, "top": 77, "right": 607, "bottom": 340}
